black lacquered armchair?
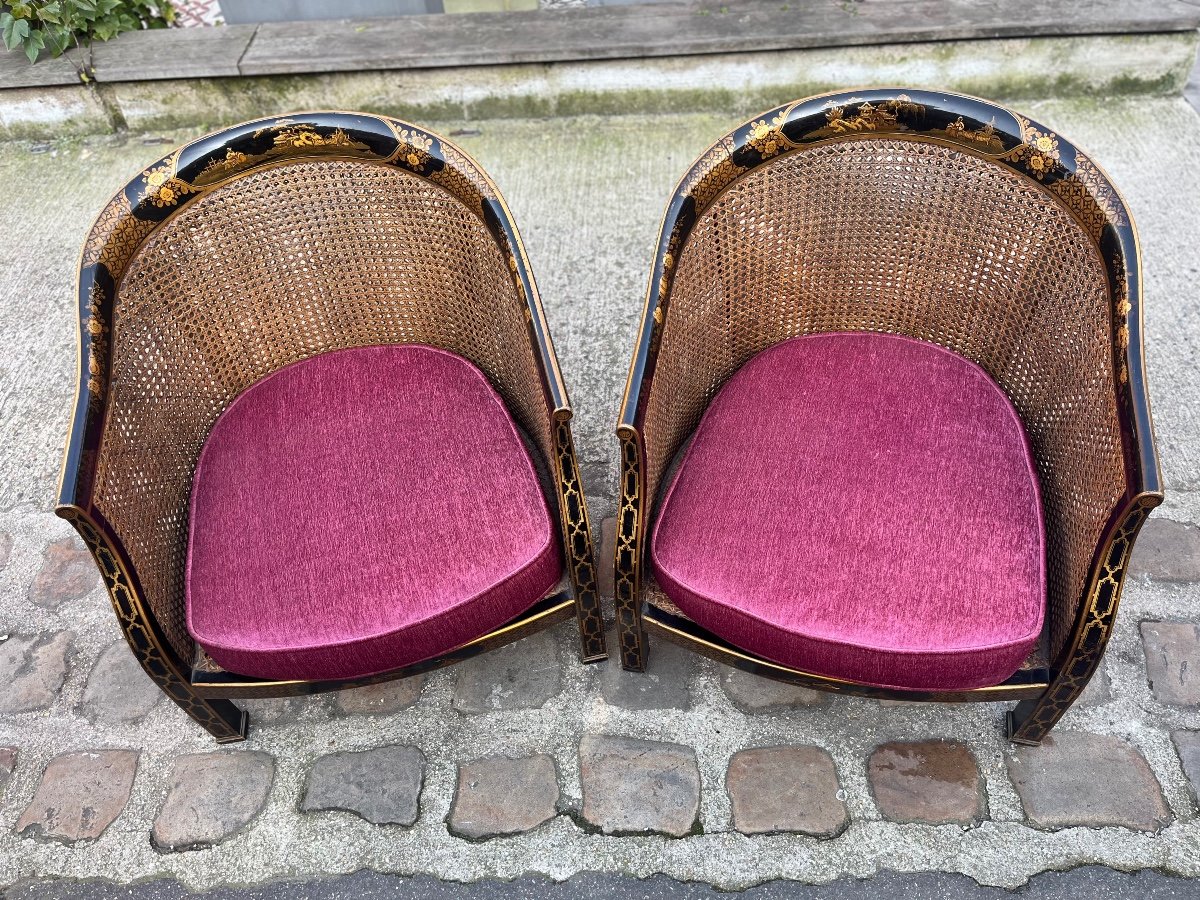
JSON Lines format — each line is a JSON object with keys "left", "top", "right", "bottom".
{"left": 58, "top": 112, "right": 606, "bottom": 742}
{"left": 614, "top": 89, "right": 1160, "bottom": 743}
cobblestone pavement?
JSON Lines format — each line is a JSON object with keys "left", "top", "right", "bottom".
{"left": 1, "top": 96, "right": 1200, "bottom": 890}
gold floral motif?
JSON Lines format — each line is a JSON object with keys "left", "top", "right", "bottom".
{"left": 138, "top": 156, "right": 197, "bottom": 209}
{"left": 936, "top": 115, "right": 1004, "bottom": 152}
{"left": 393, "top": 127, "right": 433, "bottom": 168}
{"left": 649, "top": 305, "right": 665, "bottom": 355}
{"left": 85, "top": 281, "right": 108, "bottom": 400}
{"left": 747, "top": 104, "right": 802, "bottom": 160}
{"left": 1000, "top": 116, "right": 1062, "bottom": 181}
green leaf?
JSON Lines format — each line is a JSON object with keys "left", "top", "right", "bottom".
{"left": 0, "top": 13, "right": 16, "bottom": 52}
{"left": 23, "top": 27, "right": 45, "bottom": 63}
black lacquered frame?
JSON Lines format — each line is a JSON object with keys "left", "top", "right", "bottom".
{"left": 614, "top": 89, "right": 1162, "bottom": 743}
{"left": 57, "top": 112, "right": 606, "bottom": 742}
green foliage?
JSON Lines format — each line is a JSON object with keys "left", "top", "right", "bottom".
{"left": 1, "top": 0, "right": 174, "bottom": 71}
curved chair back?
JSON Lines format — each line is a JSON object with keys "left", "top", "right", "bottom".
{"left": 617, "top": 90, "right": 1160, "bottom": 694}
{"left": 60, "top": 112, "right": 602, "bottom": 677}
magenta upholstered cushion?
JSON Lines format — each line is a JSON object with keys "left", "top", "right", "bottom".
{"left": 186, "top": 344, "right": 561, "bottom": 682}
{"left": 651, "top": 332, "right": 1045, "bottom": 692}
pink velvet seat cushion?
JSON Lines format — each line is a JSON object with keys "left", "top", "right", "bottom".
{"left": 186, "top": 344, "right": 562, "bottom": 682}
{"left": 650, "top": 332, "right": 1045, "bottom": 692}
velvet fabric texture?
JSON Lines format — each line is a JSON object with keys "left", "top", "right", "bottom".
{"left": 651, "top": 332, "right": 1045, "bottom": 692}
{"left": 186, "top": 344, "right": 562, "bottom": 681}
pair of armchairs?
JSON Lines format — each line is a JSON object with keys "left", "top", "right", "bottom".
{"left": 58, "top": 92, "right": 1160, "bottom": 746}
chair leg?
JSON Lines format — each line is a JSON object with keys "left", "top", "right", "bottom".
{"left": 553, "top": 420, "right": 607, "bottom": 662}
{"left": 1007, "top": 692, "right": 1067, "bottom": 745}
{"left": 158, "top": 676, "right": 248, "bottom": 743}
{"left": 615, "top": 430, "right": 648, "bottom": 670}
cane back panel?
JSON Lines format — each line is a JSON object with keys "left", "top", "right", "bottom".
{"left": 619, "top": 90, "right": 1161, "bottom": 665}
{"left": 60, "top": 113, "right": 582, "bottom": 664}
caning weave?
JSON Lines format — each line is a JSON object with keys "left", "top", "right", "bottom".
{"left": 92, "top": 158, "right": 554, "bottom": 661}
{"left": 642, "top": 137, "right": 1124, "bottom": 654}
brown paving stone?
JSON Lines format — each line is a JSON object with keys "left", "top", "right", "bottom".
{"left": 868, "top": 740, "right": 984, "bottom": 825}
{"left": 1006, "top": 731, "right": 1170, "bottom": 832}
{"left": 1140, "top": 621, "right": 1200, "bottom": 706}
{"left": 332, "top": 675, "right": 425, "bottom": 715}
{"left": 453, "top": 630, "right": 562, "bottom": 713}
{"left": 28, "top": 537, "right": 99, "bottom": 608}
{"left": 579, "top": 735, "right": 700, "bottom": 837}
{"left": 726, "top": 746, "right": 848, "bottom": 837}
{"left": 16, "top": 750, "right": 138, "bottom": 844}
{"left": 152, "top": 751, "right": 274, "bottom": 852}
{"left": 302, "top": 745, "right": 424, "bottom": 825}
{"left": 1129, "top": 518, "right": 1200, "bottom": 582}
{"left": 80, "top": 640, "right": 162, "bottom": 723}
{"left": 719, "top": 666, "right": 827, "bottom": 712}
{"left": 1172, "top": 730, "right": 1200, "bottom": 804}
{"left": 0, "top": 632, "right": 73, "bottom": 714}
{"left": 449, "top": 754, "right": 559, "bottom": 839}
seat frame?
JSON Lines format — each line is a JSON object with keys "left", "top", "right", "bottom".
{"left": 57, "top": 112, "right": 606, "bottom": 742}
{"left": 613, "top": 88, "right": 1162, "bottom": 744}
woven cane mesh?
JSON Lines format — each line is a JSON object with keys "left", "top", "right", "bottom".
{"left": 92, "top": 158, "right": 553, "bottom": 661}
{"left": 642, "top": 137, "right": 1124, "bottom": 654}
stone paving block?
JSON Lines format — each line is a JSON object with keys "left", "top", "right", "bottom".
{"left": 152, "top": 751, "right": 274, "bottom": 852}
{"left": 0, "top": 747, "right": 16, "bottom": 796}
{"left": 332, "top": 675, "right": 425, "bottom": 716}
{"left": 0, "top": 530, "right": 11, "bottom": 570}
{"left": 16, "top": 750, "right": 138, "bottom": 844}
{"left": 1141, "top": 622, "right": 1200, "bottom": 706}
{"left": 0, "top": 632, "right": 73, "bottom": 714}
{"left": 448, "top": 754, "right": 559, "bottom": 839}
{"left": 1007, "top": 732, "right": 1171, "bottom": 832}
{"left": 719, "top": 666, "right": 828, "bottom": 712}
{"left": 1129, "top": 518, "right": 1200, "bottom": 581}
{"left": 302, "top": 746, "right": 424, "bottom": 825}
{"left": 453, "top": 631, "right": 561, "bottom": 713}
{"left": 726, "top": 746, "right": 848, "bottom": 837}
{"left": 1172, "top": 730, "right": 1200, "bottom": 803}
{"left": 579, "top": 735, "right": 700, "bottom": 837}
{"left": 868, "top": 740, "right": 984, "bottom": 825}
{"left": 28, "top": 537, "right": 99, "bottom": 608}
{"left": 80, "top": 639, "right": 162, "bottom": 723}
{"left": 598, "top": 517, "right": 616, "bottom": 600}
{"left": 599, "top": 630, "right": 693, "bottom": 710}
